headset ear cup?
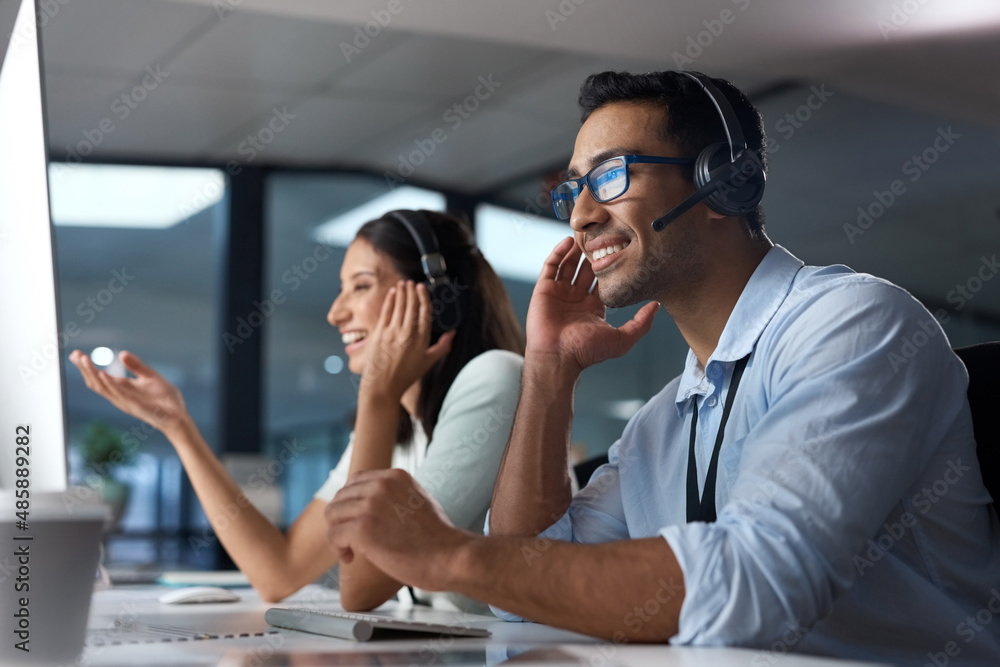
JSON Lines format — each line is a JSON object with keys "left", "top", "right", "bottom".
{"left": 427, "top": 280, "right": 463, "bottom": 339}
{"left": 694, "top": 142, "right": 765, "bottom": 217}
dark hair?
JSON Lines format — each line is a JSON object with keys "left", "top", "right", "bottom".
{"left": 355, "top": 210, "right": 525, "bottom": 443}
{"left": 578, "top": 70, "right": 768, "bottom": 240}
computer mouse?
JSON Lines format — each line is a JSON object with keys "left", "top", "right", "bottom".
{"left": 158, "top": 586, "right": 241, "bottom": 604}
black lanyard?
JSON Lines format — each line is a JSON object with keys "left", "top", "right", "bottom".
{"left": 686, "top": 354, "right": 750, "bottom": 523}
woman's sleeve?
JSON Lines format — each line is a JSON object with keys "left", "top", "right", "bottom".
{"left": 413, "top": 350, "right": 523, "bottom": 531}
{"left": 313, "top": 435, "right": 355, "bottom": 502}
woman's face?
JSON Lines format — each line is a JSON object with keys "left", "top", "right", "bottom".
{"left": 327, "top": 238, "right": 405, "bottom": 375}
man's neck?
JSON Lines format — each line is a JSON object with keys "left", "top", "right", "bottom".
{"left": 663, "top": 240, "right": 771, "bottom": 368}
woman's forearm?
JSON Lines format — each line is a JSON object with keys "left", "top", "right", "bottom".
{"left": 338, "top": 392, "right": 407, "bottom": 609}
{"left": 164, "top": 416, "right": 336, "bottom": 602}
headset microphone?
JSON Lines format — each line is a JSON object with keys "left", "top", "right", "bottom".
{"left": 651, "top": 177, "right": 727, "bottom": 232}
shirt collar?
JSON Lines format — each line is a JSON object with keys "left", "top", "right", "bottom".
{"left": 675, "top": 245, "right": 804, "bottom": 411}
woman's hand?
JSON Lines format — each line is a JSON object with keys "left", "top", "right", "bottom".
{"left": 69, "top": 349, "right": 190, "bottom": 438}
{"left": 359, "top": 280, "right": 455, "bottom": 403}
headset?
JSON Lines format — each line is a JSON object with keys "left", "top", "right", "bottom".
{"left": 385, "top": 210, "right": 464, "bottom": 337}
{"left": 651, "top": 72, "right": 766, "bottom": 232}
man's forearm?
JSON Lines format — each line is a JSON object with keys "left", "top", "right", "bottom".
{"left": 490, "top": 354, "right": 579, "bottom": 535}
{"left": 449, "top": 534, "right": 684, "bottom": 642}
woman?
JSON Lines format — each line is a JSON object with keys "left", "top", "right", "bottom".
{"left": 70, "top": 210, "right": 524, "bottom": 612}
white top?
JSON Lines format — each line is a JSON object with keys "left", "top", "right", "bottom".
{"left": 314, "top": 349, "right": 524, "bottom": 612}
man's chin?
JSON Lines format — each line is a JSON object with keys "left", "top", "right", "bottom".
{"left": 594, "top": 279, "right": 646, "bottom": 310}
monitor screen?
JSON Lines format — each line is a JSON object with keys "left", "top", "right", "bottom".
{"left": 0, "top": 0, "right": 68, "bottom": 492}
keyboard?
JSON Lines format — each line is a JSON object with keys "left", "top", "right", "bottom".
{"left": 264, "top": 607, "right": 492, "bottom": 642}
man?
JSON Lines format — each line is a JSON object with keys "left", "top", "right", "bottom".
{"left": 325, "top": 71, "right": 1000, "bottom": 663}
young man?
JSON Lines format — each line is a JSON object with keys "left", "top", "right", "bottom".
{"left": 325, "top": 71, "right": 1000, "bottom": 663}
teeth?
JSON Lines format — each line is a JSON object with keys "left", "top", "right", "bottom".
{"left": 592, "top": 241, "right": 629, "bottom": 260}
{"left": 342, "top": 331, "right": 367, "bottom": 345}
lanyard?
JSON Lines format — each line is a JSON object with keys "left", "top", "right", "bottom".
{"left": 686, "top": 355, "right": 750, "bottom": 523}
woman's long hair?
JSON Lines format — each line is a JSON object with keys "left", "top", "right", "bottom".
{"left": 354, "top": 210, "right": 525, "bottom": 442}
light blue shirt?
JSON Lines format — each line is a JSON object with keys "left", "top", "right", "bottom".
{"left": 493, "top": 246, "right": 1000, "bottom": 665}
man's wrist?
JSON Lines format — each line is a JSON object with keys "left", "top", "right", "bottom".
{"left": 440, "top": 532, "right": 488, "bottom": 595}
{"left": 523, "top": 350, "right": 581, "bottom": 392}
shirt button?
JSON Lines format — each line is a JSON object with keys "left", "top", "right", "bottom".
{"left": 706, "top": 395, "right": 718, "bottom": 408}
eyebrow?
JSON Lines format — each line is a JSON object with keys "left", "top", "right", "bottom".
{"left": 341, "top": 270, "right": 376, "bottom": 283}
{"left": 567, "top": 147, "right": 645, "bottom": 178}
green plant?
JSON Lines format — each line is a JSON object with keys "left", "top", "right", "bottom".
{"left": 79, "top": 421, "right": 137, "bottom": 478}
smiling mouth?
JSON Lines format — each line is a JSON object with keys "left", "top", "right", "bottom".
{"left": 342, "top": 331, "right": 368, "bottom": 347}
{"left": 591, "top": 241, "right": 629, "bottom": 261}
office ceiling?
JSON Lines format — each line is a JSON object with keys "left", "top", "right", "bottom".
{"left": 42, "top": 0, "right": 1000, "bottom": 442}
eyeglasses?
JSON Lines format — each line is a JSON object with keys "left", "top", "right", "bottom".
{"left": 550, "top": 155, "right": 695, "bottom": 221}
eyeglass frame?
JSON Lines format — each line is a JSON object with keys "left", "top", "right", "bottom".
{"left": 550, "top": 154, "right": 696, "bottom": 220}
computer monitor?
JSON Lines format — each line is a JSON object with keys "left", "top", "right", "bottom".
{"left": 0, "top": 0, "right": 68, "bottom": 492}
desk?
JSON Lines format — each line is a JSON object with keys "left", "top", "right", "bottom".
{"left": 81, "top": 586, "right": 885, "bottom": 666}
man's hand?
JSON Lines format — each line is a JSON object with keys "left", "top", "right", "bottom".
{"left": 527, "top": 238, "right": 657, "bottom": 376}
{"left": 360, "top": 280, "right": 455, "bottom": 403}
{"left": 325, "top": 469, "right": 472, "bottom": 592}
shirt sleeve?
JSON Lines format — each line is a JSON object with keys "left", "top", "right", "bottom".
{"left": 413, "top": 350, "right": 523, "bottom": 532}
{"left": 659, "top": 280, "right": 972, "bottom": 647}
{"left": 313, "top": 434, "right": 355, "bottom": 503}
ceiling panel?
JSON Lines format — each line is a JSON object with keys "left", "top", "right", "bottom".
{"left": 41, "top": 0, "right": 214, "bottom": 75}
{"left": 334, "top": 33, "right": 548, "bottom": 99}
{"left": 207, "top": 93, "right": 439, "bottom": 164}
{"left": 88, "top": 82, "right": 290, "bottom": 158}
{"left": 164, "top": 10, "right": 363, "bottom": 91}
{"left": 357, "top": 105, "right": 572, "bottom": 191}
{"left": 43, "top": 73, "right": 135, "bottom": 153}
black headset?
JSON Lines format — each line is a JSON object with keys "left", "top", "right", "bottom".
{"left": 651, "top": 72, "right": 766, "bottom": 231}
{"left": 385, "top": 210, "right": 464, "bottom": 337}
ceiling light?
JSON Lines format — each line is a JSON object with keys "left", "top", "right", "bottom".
{"left": 476, "top": 204, "right": 572, "bottom": 283}
{"left": 48, "top": 164, "right": 225, "bottom": 228}
{"left": 312, "top": 187, "right": 446, "bottom": 247}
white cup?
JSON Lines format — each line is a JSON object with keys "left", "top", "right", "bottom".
{"left": 1, "top": 490, "right": 108, "bottom": 666}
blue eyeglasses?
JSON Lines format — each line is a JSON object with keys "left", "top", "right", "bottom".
{"left": 550, "top": 155, "right": 695, "bottom": 221}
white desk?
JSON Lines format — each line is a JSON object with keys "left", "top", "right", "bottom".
{"left": 81, "top": 585, "right": 885, "bottom": 666}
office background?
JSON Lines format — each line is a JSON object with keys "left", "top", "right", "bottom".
{"left": 44, "top": 0, "right": 1000, "bottom": 568}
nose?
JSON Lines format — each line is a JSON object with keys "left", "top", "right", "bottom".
{"left": 327, "top": 293, "right": 347, "bottom": 328}
{"left": 569, "top": 183, "right": 608, "bottom": 233}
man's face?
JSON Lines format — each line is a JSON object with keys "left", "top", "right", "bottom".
{"left": 568, "top": 102, "right": 706, "bottom": 308}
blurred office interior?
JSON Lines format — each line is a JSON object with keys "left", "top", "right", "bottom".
{"left": 42, "top": 0, "right": 1000, "bottom": 568}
